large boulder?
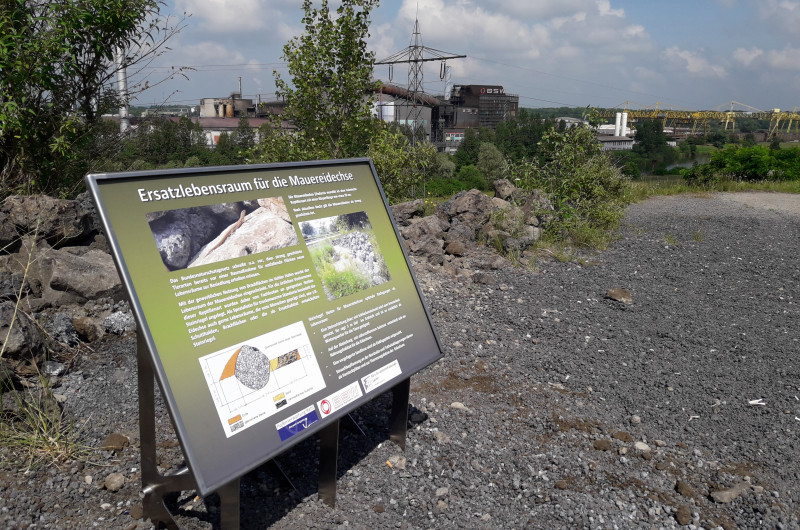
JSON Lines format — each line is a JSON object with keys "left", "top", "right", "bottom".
{"left": 390, "top": 199, "right": 426, "bottom": 226}
{"left": 29, "top": 247, "right": 123, "bottom": 308}
{"left": 399, "top": 216, "right": 448, "bottom": 265}
{"left": 188, "top": 204, "right": 299, "bottom": 267}
{"left": 436, "top": 189, "right": 494, "bottom": 230}
{"left": 0, "top": 300, "right": 43, "bottom": 358}
{"left": 0, "top": 194, "right": 97, "bottom": 251}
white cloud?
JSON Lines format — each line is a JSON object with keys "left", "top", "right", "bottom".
{"left": 176, "top": 41, "right": 246, "bottom": 65}
{"left": 765, "top": 47, "right": 800, "bottom": 69}
{"left": 596, "top": 0, "right": 624, "bottom": 17}
{"left": 663, "top": 47, "right": 728, "bottom": 78}
{"left": 757, "top": 0, "right": 800, "bottom": 34}
{"left": 174, "top": 0, "right": 299, "bottom": 34}
{"left": 733, "top": 47, "right": 764, "bottom": 67}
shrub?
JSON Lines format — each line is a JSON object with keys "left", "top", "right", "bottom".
{"left": 456, "top": 165, "right": 487, "bottom": 191}
{"left": 426, "top": 178, "right": 467, "bottom": 197}
{"left": 508, "top": 127, "right": 632, "bottom": 241}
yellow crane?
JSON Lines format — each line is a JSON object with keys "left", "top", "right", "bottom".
{"left": 595, "top": 101, "right": 800, "bottom": 139}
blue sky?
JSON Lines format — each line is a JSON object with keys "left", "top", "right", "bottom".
{"left": 137, "top": 0, "right": 800, "bottom": 112}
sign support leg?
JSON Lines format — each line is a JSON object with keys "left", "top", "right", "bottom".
{"left": 138, "top": 334, "right": 240, "bottom": 529}
{"left": 389, "top": 378, "right": 410, "bottom": 450}
{"left": 318, "top": 419, "right": 340, "bottom": 507}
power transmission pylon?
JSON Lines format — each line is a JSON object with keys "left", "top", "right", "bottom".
{"left": 376, "top": 17, "right": 465, "bottom": 145}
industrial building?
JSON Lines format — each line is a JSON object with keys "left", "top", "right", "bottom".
{"left": 373, "top": 83, "right": 519, "bottom": 153}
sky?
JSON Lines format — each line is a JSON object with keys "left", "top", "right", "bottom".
{"left": 134, "top": 0, "right": 800, "bottom": 112}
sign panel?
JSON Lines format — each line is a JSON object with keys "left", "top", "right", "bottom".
{"left": 86, "top": 159, "right": 442, "bottom": 494}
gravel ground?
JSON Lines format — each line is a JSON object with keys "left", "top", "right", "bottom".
{"left": 1, "top": 192, "right": 799, "bottom": 529}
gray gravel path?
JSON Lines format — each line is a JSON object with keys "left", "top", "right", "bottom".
{"left": 1, "top": 192, "right": 798, "bottom": 529}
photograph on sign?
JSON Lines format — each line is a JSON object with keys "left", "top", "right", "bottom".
{"left": 146, "top": 197, "right": 298, "bottom": 270}
{"left": 86, "top": 159, "right": 442, "bottom": 494}
{"left": 299, "top": 211, "right": 390, "bottom": 300}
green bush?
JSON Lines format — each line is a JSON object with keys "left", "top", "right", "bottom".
{"left": 426, "top": 178, "right": 468, "bottom": 197}
{"left": 456, "top": 165, "right": 487, "bottom": 191}
{"left": 508, "top": 126, "right": 632, "bottom": 240}
{"left": 683, "top": 145, "right": 800, "bottom": 184}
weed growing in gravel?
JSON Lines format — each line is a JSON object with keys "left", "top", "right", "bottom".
{"left": 0, "top": 381, "right": 94, "bottom": 471}
{"left": 665, "top": 234, "right": 679, "bottom": 245}
{"left": 693, "top": 230, "right": 704, "bottom": 242}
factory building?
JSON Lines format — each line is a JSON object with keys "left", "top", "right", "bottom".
{"left": 374, "top": 83, "right": 519, "bottom": 153}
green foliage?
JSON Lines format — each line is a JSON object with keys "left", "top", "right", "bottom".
{"left": 455, "top": 165, "right": 486, "bottom": 191}
{"left": 509, "top": 126, "right": 632, "bottom": 240}
{"left": 432, "top": 152, "right": 456, "bottom": 179}
{"left": 0, "top": 0, "right": 181, "bottom": 197}
{"left": 452, "top": 128, "right": 481, "bottom": 169}
{"left": 271, "top": 0, "right": 380, "bottom": 159}
{"left": 425, "top": 177, "right": 468, "bottom": 197}
{"left": 119, "top": 117, "right": 208, "bottom": 167}
{"left": 366, "top": 127, "right": 437, "bottom": 203}
{"left": 477, "top": 142, "right": 506, "bottom": 185}
{"left": 310, "top": 242, "right": 370, "bottom": 298}
{"left": 494, "top": 109, "right": 557, "bottom": 162}
{"left": 682, "top": 145, "right": 800, "bottom": 184}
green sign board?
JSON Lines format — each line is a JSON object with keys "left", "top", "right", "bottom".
{"left": 86, "top": 159, "right": 442, "bottom": 495}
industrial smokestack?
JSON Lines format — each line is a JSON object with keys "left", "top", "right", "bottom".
{"left": 115, "top": 48, "right": 130, "bottom": 134}
{"left": 621, "top": 112, "right": 629, "bottom": 136}
{"left": 614, "top": 113, "right": 621, "bottom": 137}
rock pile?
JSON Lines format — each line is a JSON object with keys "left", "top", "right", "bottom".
{"left": 0, "top": 194, "right": 129, "bottom": 364}
{"left": 391, "top": 179, "right": 554, "bottom": 274}
{"left": 330, "top": 231, "right": 390, "bottom": 286}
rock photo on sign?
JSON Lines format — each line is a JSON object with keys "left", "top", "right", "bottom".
{"left": 146, "top": 198, "right": 300, "bottom": 271}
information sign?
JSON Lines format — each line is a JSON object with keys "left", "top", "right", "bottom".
{"left": 86, "top": 159, "right": 442, "bottom": 495}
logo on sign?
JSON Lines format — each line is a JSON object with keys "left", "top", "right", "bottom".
{"left": 320, "top": 399, "right": 332, "bottom": 415}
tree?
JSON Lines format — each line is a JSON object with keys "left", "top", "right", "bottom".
{"left": 453, "top": 128, "right": 481, "bottom": 169}
{"left": 476, "top": 142, "right": 506, "bottom": 185}
{"left": 232, "top": 117, "right": 255, "bottom": 153}
{"left": 0, "top": 0, "right": 183, "bottom": 197}
{"left": 271, "top": 0, "right": 380, "bottom": 159}
{"left": 366, "top": 126, "right": 436, "bottom": 202}
{"left": 633, "top": 120, "right": 668, "bottom": 157}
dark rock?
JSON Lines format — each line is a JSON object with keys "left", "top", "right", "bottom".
{"left": 0, "top": 194, "right": 96, "bottom": 250}
{"left": 390, "top": 199, "right": 426, "bottom": 226}
{"left": 612, "top": 431, "right": 633, "bottom": 442}
{"left": 72, "top": 315, "right": 104, "bottom": 342}
{"left": 36, "top": 248, "right": 122, "bottom": 307}
{"left": 444, "top": 223, "right": 476, "bottom": 243}
{"left": 444, "top": 241, "right": 466, "bottom": 257}
{"left": 0, "top": 300, "right": 43, "bottom": 357}
{"left": 676, "top": 480, "right": 695, "bottom": 498}
{"left": 46, "top": 313, "right": 79, "bottom": 346}
{"left": 436, "top": 189, "right": 494, "bottom": 231}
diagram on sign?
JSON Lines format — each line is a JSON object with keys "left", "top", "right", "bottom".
{"left": 198, "top": 321, "right": 326, "bottom": 437}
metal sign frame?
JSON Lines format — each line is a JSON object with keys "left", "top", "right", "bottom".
{"left": 85, "top": 159, "right": 442, "bottom": 512}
